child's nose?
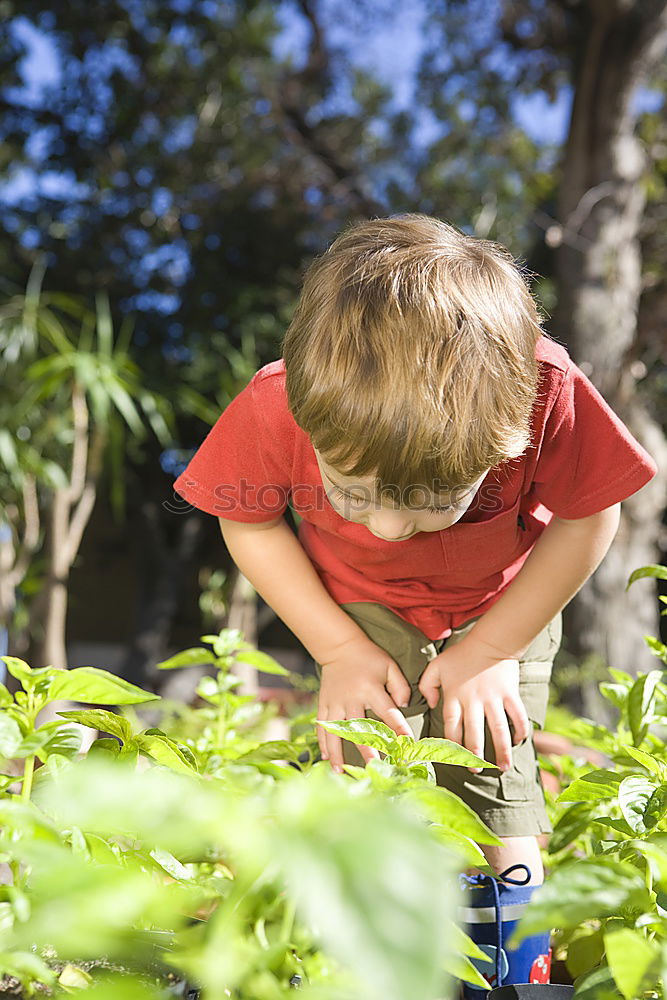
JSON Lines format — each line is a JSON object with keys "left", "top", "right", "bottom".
{"left": 368, "top": 510, "right": 415, "bottom": 541}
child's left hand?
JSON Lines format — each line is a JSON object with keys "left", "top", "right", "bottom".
{"left": 417, "top": 640, "right": 531, "bottom": 774}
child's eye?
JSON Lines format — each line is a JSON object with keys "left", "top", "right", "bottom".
{"left": 425, "top": 505, "right": 452, "bottom": 514}
{"left": 331, "top": 487, "right": 366, "bottom": 505}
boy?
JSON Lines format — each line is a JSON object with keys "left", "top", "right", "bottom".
{"left": 174, "top": 214, "right": 657, "bottom": 984}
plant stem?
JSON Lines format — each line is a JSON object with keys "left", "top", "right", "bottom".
{"left": 22, "top": 755, "right": 35, "bottom": 802}
{"left": 216, "top": 696, "right": 227, "bottom": 750}
{"left": 9, "top": 859, "right": 21, "bottom": 888}
{"left": 281, "top": 898, "right": 296, "bottom": 942}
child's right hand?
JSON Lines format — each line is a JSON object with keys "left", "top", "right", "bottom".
{"left": 316, "top": 635, "right": 414, "bottom": 773}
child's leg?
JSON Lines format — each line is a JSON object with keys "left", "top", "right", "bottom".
{"left": 480, "top": 835, "right": 543, "bottom": 885}
{"left": 427, "top": 613, "right": 562, "bottom": 992}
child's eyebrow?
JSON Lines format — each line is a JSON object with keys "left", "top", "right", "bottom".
{"left": 323, "top": 471, "right": 475, "bottom": 510}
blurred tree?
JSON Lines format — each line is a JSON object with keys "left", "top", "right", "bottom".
{"left": 500, "top": 0, "right": 667, "bottom": 713}
{"left": 0, "top": 273, "right": 171, "bottom": 668}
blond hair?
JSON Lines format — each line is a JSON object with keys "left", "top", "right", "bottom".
{"left": 282, "top": 214, "right": 545, "bottom": 496}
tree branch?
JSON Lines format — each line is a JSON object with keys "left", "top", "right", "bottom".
{"left": 8, "top": 476, "right": 40, "bottom": 590}
{"left": 67, "top": 382, "right": 89, "bottom": 504}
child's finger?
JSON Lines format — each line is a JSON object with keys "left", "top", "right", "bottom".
{"left": 373, "top": 696, "right": 414, "bottom": 739}
{"left": 325, "top": 706, "right": 347, "bottom": 773}
{"left": 485, "top": 701, "right": 513, "bottom": 772}
{"left": 462, "top": 702, "right": 486, "bottom": 773}
{"left": 385, "top": 662, "right": 412, "bottom": 708}
{"left": 504, "top": 695, "right": 531, "bottom": 745}
{"left": 442, "top": 698, "right": 463, "bottom": 747}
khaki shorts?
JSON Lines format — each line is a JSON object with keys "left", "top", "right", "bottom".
{"left": 314, "top": 602, "right": 562, "bottom": 837}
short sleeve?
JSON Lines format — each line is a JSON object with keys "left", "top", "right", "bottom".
{"left": 531, "top": 363, "right": 658, "bottom": 518}
{"left": 173, "top": 374, "right": 292, "bottom": 522}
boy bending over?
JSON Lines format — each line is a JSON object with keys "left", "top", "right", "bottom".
{"left": 175, "top": 214, "right": 657, "bottom": 986}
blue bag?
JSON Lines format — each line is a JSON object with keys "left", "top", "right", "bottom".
{"left": 460, "top": 864, "right": 552, "bottom": 997}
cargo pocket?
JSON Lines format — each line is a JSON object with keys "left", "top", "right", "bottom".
{"left": 499, "top": 733, "right": 540, "bottom": 802}
{"left": 518, "top": 665, "right": 552, "bottom": 731}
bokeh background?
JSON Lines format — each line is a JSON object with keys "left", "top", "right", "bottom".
{"left": 1, "top": 0, "right": 666, "bottom": 722}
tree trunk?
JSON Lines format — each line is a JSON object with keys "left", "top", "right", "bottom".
{"left": 120, "top": 502, "right": 204, "bottom": 700}
{"left": 40, "top": 492, "right": 71, "bottom": 669}
{"left": 227, "top": 569, "right": 259, "bottom": 697}
{"left": 552, "top": 0, "right": 667, "bottom": 716}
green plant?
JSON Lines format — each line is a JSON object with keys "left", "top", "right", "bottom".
{"left": 0, "top": 630, "right": 505, "bottom": 999}
{"left": 515, "top": 563, "right": 667, "bottom": 999}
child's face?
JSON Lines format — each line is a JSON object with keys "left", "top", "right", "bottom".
{"left": 314, "top": 450, "right": 489, "bottom": 542}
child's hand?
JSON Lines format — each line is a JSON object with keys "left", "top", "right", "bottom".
{"left": 317, "top": 635, "right": 414, "bottom": 773}
{"left": 417, "top": 641, "right": 531, "bottom": 773}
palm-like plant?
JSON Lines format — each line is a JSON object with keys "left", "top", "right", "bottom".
{"left": 0, "top": 262, "right": 172, "bottom": 669}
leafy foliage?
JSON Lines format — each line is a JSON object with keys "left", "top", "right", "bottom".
{"left": 0, "top": 628, "right": 503, "bottom": 998}
{"left": 515, "top": 564, "right": 667, "bottom": 999}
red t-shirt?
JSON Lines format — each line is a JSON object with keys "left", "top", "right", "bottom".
{"left": 174, "top": 335, "right": 657, "bottom": 640}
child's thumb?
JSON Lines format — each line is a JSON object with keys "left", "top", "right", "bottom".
{"left": 386, "top": 662, "right": 412, "bottom": 710}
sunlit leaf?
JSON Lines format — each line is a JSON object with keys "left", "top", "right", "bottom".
{"left": 604, "top": 928, "right": 659, "bottom": 1000}
{"left": 48, "top": 668, "right": 158, "bottom": 705}
{"left": 557, "top": 769, "right": 623, "bottom": 803}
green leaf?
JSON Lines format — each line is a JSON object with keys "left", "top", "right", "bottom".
{"left": 59, "top": 963, "right": 93, "bottom": 989}
{"left": 618, "top": 773, "right": 658, "bottom": 833}
{"left": 627, "top": 670, "right": 662, "bottom": 745}
{"left": 626, "top": 839, "right": 667, "bottom": 886}
{"left": 0, "top": 715, "right": 23, "bottom": 758}
{"left": 608, "top": 668, "right": 634, "bottom": 687}
{"left": 644, "top": 636, "right": 667, "bottom": 666}
{"left": 565, "top": 927, "right": 604, "bottom": 979}
{"left": 623, "top": 745, "right": 667, "bottom": 779}
{"left": 557, "top": 768, "right": 623, "bottom": 803}
{"left": 14, "top": 729, "right": 52, "bottom": 757}
{"left": 200, "top": 629, "right": 246, "bottom": 658}
{"left": 512, "top": 859, "right": 649, "bottom": 940}
{"left": 548, "top": 802, "right": 597, "bottom": 854}
{"left": 136, "top": 733, "right": 198, "bottom": 775}
{"left": 87, "top": 738, "right": 121, "bottom": 760}
{"left": 104, "top": 378, "right": 145, "bottom": 438}
{"left": 573, "top": 964, "right": 621, "bottom": 1000}
{"left": 83, "top": 832, "right": 119, "bottom": 865}
{"left": 316, "top": 718, "right": 398, "bottom": 753}
{"left": 447, "top": 922, "right": 491, "bottom": 963}
{"left": 0, "top": 950, "right": 55, "bottom": 987}
{"left": 42, "top": 726, "right": 83, "bottom": 761}
{"left": 604, "top": 928, "right": 659, "bottom": 1000}
{"left": 148, "top": 848, "right": 194, "bottom": 883}
{"left": 403, "top": 737, "right": 493, "bottom": 769}
{"left": 408, "top": 784, "right": 503, "bottom": 845}
{"left": 643, "top": 784, "right": 667, "bottom": 830}
{"left": 194, "top": 676, "right": 222, "bottom": 704}
{"left": 444, "top": 953, "right": 491, "bottom": 990}
{"left": 598, "top": 682, "right": 629, "bottom": 710}
{"left": 627, "top": 565, "right": 667, "bottom": 589}
{"left": 235, "top": 649, "right": 289, "bottom": 676}
{"left": 272, "top": 769, "right": 459, "bottom": 1000}
{"left": 48, "top": 667, "right": 158, "bottom": 705}
{"left": 591, "top": 816, "right": 634, "bottom": 838}
{"left": 1, "top": 657, "right": 33, "bottom": 688}
{"left": 157, "top": 647, "right": 214, "bottom": 670}
{"left": 235, "top": 741, "right": 304, "bottom": 765}
{"left": 58, "top": 709, "right": 132, "bottom": 743}
{"left": 0, "top": 685, "right": 13, "bottom": 709}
